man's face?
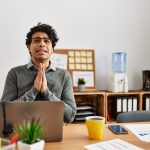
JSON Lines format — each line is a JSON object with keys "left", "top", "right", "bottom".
{"left": 28, "top": 32, "right": 53, "bottom": 62}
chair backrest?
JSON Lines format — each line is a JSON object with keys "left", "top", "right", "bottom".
{"left": 116, "top": 111, "right": 150, "bottom": 123}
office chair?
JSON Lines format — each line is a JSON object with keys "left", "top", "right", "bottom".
{"left": 116, "top": 111, "right": 150, "bottom": 123}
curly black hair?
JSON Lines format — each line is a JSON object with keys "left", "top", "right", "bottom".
{"left": 26, "top": 23, "right": 59, "bottom": 48}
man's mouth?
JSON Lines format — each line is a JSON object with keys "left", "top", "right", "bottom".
{"left": 36, "top": 50, "right": 48, "bottom": 56}
{"left": 36, "top": 49, "right": 47, "bottom": 52}
{"left": 37, "top": 49, "right": 48, "bottom": 53}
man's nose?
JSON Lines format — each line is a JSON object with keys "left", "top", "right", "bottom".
{"left": 39, "top": 39, "right": 46, "bottom": 46}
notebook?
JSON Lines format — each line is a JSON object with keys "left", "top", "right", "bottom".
{"left": 0, "top": 101, "right": 64, "bottom": 142}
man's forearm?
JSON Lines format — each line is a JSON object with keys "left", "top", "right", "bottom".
{"left": 64, "top": 103, "right": 77, "bottom": 123}
{"left": 17, "top": 87, "right": 39, "bottom": 101}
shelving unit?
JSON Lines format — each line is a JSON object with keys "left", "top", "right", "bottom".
{"left": 73, "top": 90, "right": 150, "bottom": 123}
{"left": 105, "top": 90, "right": 150, "bottom": 122}
{"left": 73, "top": 91, "right": 105, "bottom": 122}
{"left": 105, "top": 91, "right": 141, "bottom": 122}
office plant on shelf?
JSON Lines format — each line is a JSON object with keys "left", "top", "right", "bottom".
{"left": 14, "top": 118, "right": 45, "bottom": 150}
{"left": 78, "top": 78, "right": 86, "bottom": 91}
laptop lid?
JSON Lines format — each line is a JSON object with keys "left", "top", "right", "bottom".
{"left": 0, "top": 101, "right": 64, "bottom": 142}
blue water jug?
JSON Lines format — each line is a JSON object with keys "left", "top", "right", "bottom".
{"left": 112, "top": 52, "right": 126, "bottom": 73}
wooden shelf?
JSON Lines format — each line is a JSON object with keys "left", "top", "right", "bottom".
{"left": 73, "top": 90, "right": 150, "bottom": 123}
{"left": 73, "top": 91, "right": 105, "bottom": 122}
{"left": 105, "top": 90, "right": 150, "bottom": 123}
{"left": 74, "top": 91, "right": 105, "bottom": 96}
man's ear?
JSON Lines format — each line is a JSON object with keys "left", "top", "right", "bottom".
{"left": 27, "top": 45, "right": 31, "bottom": 55}
{"left": 50, "top": 48, "right": 54, "bottom": 55}
{"left": 52, "top": 48, "right": 54, "bottom": 53}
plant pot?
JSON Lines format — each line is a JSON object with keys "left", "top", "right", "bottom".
{"left": 78, "top": 84, "right": 85, "bottom": 91}
{"left": 17, "top": 139, "right": 45, "bottom": 150}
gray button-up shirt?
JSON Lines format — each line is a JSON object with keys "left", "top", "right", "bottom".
{"left": 1, "top": 61, "right": 76, "bottom": 123}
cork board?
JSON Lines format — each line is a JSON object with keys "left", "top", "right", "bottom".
{"left": 52, "top": 49, "right": 96, "bottom": 91}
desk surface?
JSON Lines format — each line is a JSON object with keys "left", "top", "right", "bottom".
{"left": 45, "top": 123, "right": 150, "bottom": 150}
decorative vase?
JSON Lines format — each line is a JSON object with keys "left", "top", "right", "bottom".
{"left": 17, "top": 139, "right": 45, "bottom": 150}
{"left": 78, "top": 84, "right": 85, "bottom": 91}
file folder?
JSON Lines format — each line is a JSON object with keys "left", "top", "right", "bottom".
{"left": 117, "top": 98, "right": 122, "bottom": 112}
{"left": 122, "top": 98, "right": 127, "bottom": 112}
{"left": 145, "top": 97, "right": 150, "bottom": 111}
{"left": 133, "top": 97, "right": 137, "bottom": 111}
{"left": 127, "top": 98, "right": 132, "bottom": 112}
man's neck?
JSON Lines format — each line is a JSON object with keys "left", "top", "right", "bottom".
{"left": 32, "top": 59, "right": 50, "bottom": 70}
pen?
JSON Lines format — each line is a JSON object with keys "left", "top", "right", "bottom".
{"left": 9, "top": 133, "right": 19, "bottom": 144}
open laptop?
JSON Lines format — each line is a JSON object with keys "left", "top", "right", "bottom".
{"left": 0, "top": 101, "right": 64, "bottom": 142}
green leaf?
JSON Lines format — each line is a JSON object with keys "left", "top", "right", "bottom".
{"left": 13, "top": 119, "right": 44, "bottom": 144}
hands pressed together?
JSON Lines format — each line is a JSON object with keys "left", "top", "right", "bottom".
{"left": 34, "top": 63, "right": 47, "bottom": 93}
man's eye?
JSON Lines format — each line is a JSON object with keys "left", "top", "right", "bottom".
{"left": 44, "top": 39, "right": 50, "bottom": 43}
{"left": 32, "top": 38, "right": 51, "bottom": 43}
{"left": 33, "top": 39, "right": 41, "bottom": 43}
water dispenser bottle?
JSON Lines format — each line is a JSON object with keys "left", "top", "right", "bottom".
{"left": 112, "top": 52, "right": 126, "bottom": 73}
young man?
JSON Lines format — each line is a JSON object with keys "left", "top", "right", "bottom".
{"left": 1, "top": 23, "right": 76, "bottom": 123}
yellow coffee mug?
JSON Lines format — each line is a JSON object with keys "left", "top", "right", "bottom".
{"left": 86, "top": 116, "right": 105, "bottom": 140}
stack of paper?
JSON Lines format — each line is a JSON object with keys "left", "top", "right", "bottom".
{"left": 75, "top": 106, "right": 96, "bottom": 121}
{"left": 84, "top": 139, "right": 143, "bottom": 150}
{"left": 125, "top": 124, "right": 150, "bottom": 142}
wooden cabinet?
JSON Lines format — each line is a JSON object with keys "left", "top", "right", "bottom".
{"left": 105, "top": 91, "right": 150, "bottom": 122}
{"left": 73, "top": 91, "right": 105, "bottom": 122}
{"left": 105, "top": 91, "right": 141, "bottom": 122}
{"left": 73, "top": 90, "right": 150, "bottom": 123}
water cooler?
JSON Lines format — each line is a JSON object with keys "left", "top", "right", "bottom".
{"left": 109, "top": 52, "right": 128, "bottom": 92}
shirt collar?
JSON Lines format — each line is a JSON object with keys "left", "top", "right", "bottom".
{"left": 27, "top": 60, "right": 56, "bottom": 71}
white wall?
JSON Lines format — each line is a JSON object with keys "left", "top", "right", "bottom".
{"left": 0, "top": 0, "right": 150, "bottom": 96}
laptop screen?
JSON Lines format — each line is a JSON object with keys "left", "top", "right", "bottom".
{"left": 0, "top": 101, "right": 64, "bottom": 142}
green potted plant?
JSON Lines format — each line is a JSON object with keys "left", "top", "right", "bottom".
{"left": 14, "top": 118, "right": 45, "bottom": 150}
{"left": 78, "top": 78, "right": 86, "bottom": 91}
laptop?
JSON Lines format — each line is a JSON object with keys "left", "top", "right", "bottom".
{"left": 0, "top": 101, "right": 64, "bottom": 142}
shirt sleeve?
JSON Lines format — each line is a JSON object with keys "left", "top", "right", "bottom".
{"left": 42, "top": 71, "right": 77, "bottom": 123}
{"left": 1, "top": 69, "right": 39, "bottom": 101}
{"left": 17, "top": 86, "right": 39, "bottom": 101}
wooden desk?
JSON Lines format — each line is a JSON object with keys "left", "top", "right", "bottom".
{"left": 44, "top": 123, "right": 150, "bottom": 150}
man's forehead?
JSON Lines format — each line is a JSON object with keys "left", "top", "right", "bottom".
{"left": 32, "top": 32, "right": 48, "bottom": 38}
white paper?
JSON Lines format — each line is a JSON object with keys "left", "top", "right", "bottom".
{"left": 73, "top": 71, "right": 94, "bottom": 87}
{"left": 84, "top": 139, "right": 144, "bottom": 150}
{"left": 50, "top": 53, "right": 68, "bottom": 70}
{"left": 125, "top": 124, "right": 150, "bottom": 142}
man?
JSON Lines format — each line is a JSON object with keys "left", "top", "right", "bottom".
{"left": 1, "top": 23, "right": 76, "bottom": 123}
